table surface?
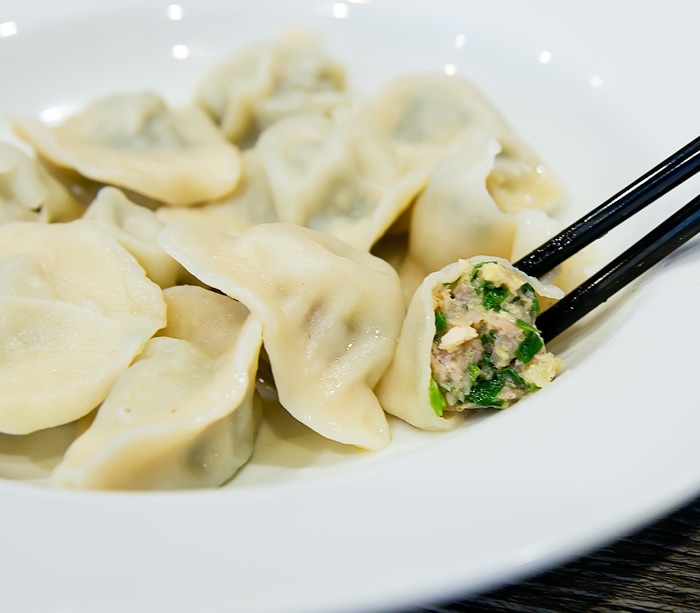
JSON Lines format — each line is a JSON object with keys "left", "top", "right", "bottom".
{"left": 411, "top": 493, "right": 700, "bottom": 613}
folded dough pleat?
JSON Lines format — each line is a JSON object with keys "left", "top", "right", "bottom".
{"left": 159, "top": 222, "right": 403, "bottom": 450}
{"left": 53, "top": 286, "right": 263, "bottom": 490}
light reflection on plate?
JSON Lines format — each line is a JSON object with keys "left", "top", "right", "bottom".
{"left": 0, "top": 1, "right": 699, "bottom": 612}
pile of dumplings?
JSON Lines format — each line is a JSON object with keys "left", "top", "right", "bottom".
{"left": 0, "top": 30, "right": 566, "bottom": 490}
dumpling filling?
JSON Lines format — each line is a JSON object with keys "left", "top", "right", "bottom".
{"left": 430, "top": 260, "right": 560, "bottom": 414}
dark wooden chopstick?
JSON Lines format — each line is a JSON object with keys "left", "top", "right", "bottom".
{"left": 536, "top": 193, "right": 700, "bottom": 343}
{"left": 515, "top": 136, "right": 700, "bottom": 279}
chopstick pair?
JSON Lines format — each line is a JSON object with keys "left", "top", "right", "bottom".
{"left": 513, "top": 135, "right": 700, "bottom": 343}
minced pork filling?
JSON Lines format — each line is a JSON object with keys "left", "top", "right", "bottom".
{"left": 429, "top": 261, "right": 561, "bottom": 415}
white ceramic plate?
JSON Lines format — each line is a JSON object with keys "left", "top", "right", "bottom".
{"left": 1, "top": 1, "right": 699, "bottom": 612}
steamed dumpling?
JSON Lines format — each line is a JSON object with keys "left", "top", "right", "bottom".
{"left": 0, "top": 142, "right": 82, "bottom": 223}
{"left": 11, "top": 92, "right": 241, "bottom": 206}
{"left": 255, "top": 112, "right": 429, "bottom": 250}
{"left": 159, "top": 222, "right": 403, "bottom": 450}
{"left": 197, "top": 30, "right": 347, "bottom": 145}
{"left": 358, "top": 73, "right": 561, "bottom": 213}
{"left": 52, "top": 285, "right": 263, "bottom": 490}
{"left": 0, "top": 220, "right": 166, "bottom": 434}
{"left": 399, "top": 130, "right": 560, "bottom": 300}
{"left": 156, "top": 150, "right": 278, "bottom": 232}
{"left": 83, "top": 187, "right": 191, "bottom": 287}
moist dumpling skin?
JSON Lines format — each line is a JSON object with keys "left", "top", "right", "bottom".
{"left": 159, "top": 221, "right": 403, "bottom": 450}
{"left": 376, "top": 256, "right": 563, "bottom": 431}
{"left": 52, "top": 286, "right": 263, "bottom": 490}
{"left": 11, "top": 92, "right": 241, "bottom": 206}
{"left": 0, "top": 220, "right": 166, "bottom": 435}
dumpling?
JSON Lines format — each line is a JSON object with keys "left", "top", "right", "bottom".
{"left": 255, "top": 112, "right": 429, "bottom": 250}
{"left": 358, "top": 73, "right": 561, "bottom": 213}
{"left": 11, "top": 91, "right": 241, "bottom": 206}
{"left": 52, "top": 286, "right": 263, "bottom": 490}
{"left": 0, "top": 142, "right": 82, "bottom": 223}
{"left": 159, "top": 222, "right": 403, "bottom": 450}
{"left": 0, "top": 220, "right": 166, "bottom": 434}
{"left": 156, "top": 150, "right": 278, "bottom": 232}
{"left": 376, "top": 257, "right": 563, "bottom": 431}
{"left": 399, "top": 130, "right": 561, "bottom": 300}
{"left": 83, "top": 187, "right": 191, "bottom": 288}
{"left": 197, "top": 30, "right": 347, "bottom": 145}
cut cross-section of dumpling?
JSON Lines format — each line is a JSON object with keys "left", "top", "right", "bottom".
{"left": 0, "top": 142, "right": 82, "bottom": 223}
{"left": 377, "top": 257, "right": 563, "bottom": 431}
{"left": 159, "top": 222, "right": 403, "bottom": 450}
{"left": 11, "top": 91, "right": 241, "bottom": 207}
{"left": 0, "top": 220, "right": 166, "bottom": 435}
{"left": 52, "top": 286, "right": 263, "bottom": 490}
{"left": 196, "top": 30, "right": 348, "bottom": 145}
{"left": 83, "top": 187, "right": 191, "bottom": 288}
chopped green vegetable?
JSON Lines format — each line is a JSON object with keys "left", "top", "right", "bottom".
{"left": 429, "top": 377, "right": 447, "bottom": 416}
{"left": 481, "top": 283, "right": 509, "bottom": 311}
{"left": 515, "top": 319, "right": 539, "bottom": 334}
{"left": 480, "top": 331, "right": 495, "bottom": 346}
{"left": 515, "top": 330, "right": 544, "bottom": 363}
{"left": 467, "top": 363, "right": 481, "bottom": 383}
{"left": 519, "top": 283, "right": 540, "bottom": 315}
{"left": 464, "top": 371, "right": 504, "bottom": 407}
{"left": 502, "top": 367, "right": 525, "bottom": 386}
{"left": 434, "top": 310, "right": 447, "bottom": 335}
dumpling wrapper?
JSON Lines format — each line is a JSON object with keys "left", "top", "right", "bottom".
{"left": 11, "top": 91, "right": 241, "bottom": 207}
{"left": 399, "top": 130, "right": 561, "bottom": 301}
{"left": 255, "top": 112, "right": 429, "bottom": 251}
{"left": 0, "top": 142, "right": 82, "bottom": 223}
{"left": 358, "top": 73, "right": 562, "bottom": 213}
{"left": 376, "top": 256, "right": 564, "bottom": 431}
{"left": 0, "top": 220, "right": 166, "bottom": 434}
{"left": 53, "top": 286, "right": 263, "bottom": 490}
{"left": 196, "top": 30, "right": 348, "bottom": 145}
{"left": 83, "top": 187, "right": 190, "bottom": 288}
{"left": 156, "top": 150, "right": 278, "bottom": 232}
{"left": 159, "top": 222, "right": 403, "bottom": 450}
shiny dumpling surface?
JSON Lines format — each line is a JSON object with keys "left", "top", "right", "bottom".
{"left": 0, "top": 220, "right": 166, "bottom": 434}
{"left": 159, "top": 222, "right": 403, "bottom": 450}
{"left": 53, "top": 285, "right": 263, "bottom": 490}
{"left": 11, "top": 91, "right": 241, "bottom": 206}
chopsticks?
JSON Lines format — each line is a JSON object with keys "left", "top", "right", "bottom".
{"left": 513, "top": 136, "right": 700, "bottom": 343}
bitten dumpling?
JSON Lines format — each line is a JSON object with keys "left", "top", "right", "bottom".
{"left": 376, "top": 257, "right": 563, "bottom": 431}
{"left": 196, "top": 30, "right": 348, "bottom": 145}
{"left": 159, "top": 222, "right": 403, "bottom": 450}
{"left": 11, "top": 91, "right": 241, "bottom": 206}
{"left": 52, "top": 286, "right": 263, "bottom": 490}
{"left": 0, "top": 220, "right": 166, "bottom": 434}
{"left": 0, "top": 142, "right": 82, "bottom": 223}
